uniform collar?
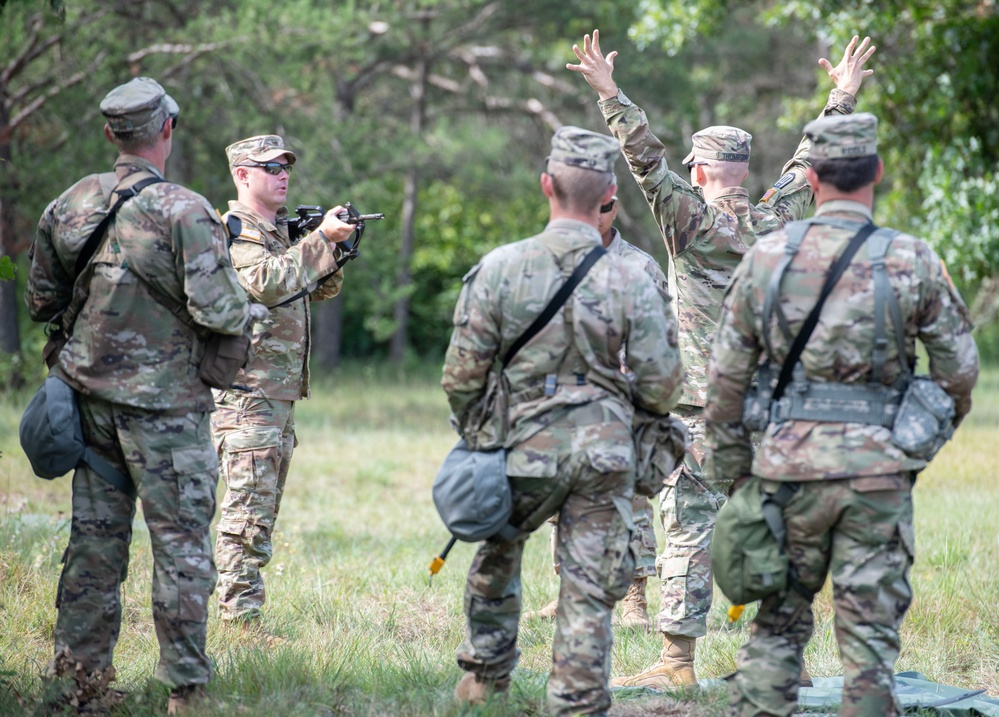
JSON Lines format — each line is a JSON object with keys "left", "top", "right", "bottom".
{"left": 544, "top": 218, "right": 602, "bottom": 245}
{"left": 114, "top": 154, "right": 166, "bottom": 180}
{"left": 227, "top": 199, "right": 288, "bottom": 233}
{"left": 605, "top": 227, "right": 622, "bottom": 251}
{"left": 815, "top": 199, "right": 874, "bottom": 222}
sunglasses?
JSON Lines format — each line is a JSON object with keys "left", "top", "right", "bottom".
{"left": 236, "top": 162, "right": 293, "bottom": 176}
{"left": 162, "top": 113, "right": 179, "bottom": 130}
{"left": 600, "top": 198, "right": 617, "bottom": 213}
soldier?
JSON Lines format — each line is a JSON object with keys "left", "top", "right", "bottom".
{"left": 567, "top": 30, "right": 875, "bottom": 687}
{"left": 524, "top": 190, "right": 671, "bottom": 631}
{"left": 25, "top": 78, "right": 252, "bottom": 714}
{"left": 442, "top": 127, "right": 682, "bottom": 716}
{"left": 212, "top": 135, "right": 354, "bottom": 631}
{"left": 703, "top": 112, "right": 978, "bottom": 716}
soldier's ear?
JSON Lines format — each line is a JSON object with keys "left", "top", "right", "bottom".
{"left": 874, "top": 157, "right": 884, "bottom": 186}
{"left": 540, "top": 171, "right": 555, "bottom": 199}
{"left": 805, "top": 166, "right": 820, "bottom": 194}
{"left": 103, "top": 124, "right": 117, "bottom": 145}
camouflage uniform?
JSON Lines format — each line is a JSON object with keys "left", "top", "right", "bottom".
{"left": 213, "top": 135, "right": 347, "bottom": 621}
{"left": 442, "top": 127, "right": 682, "bottom": 716}
{"left": 25, "top": 78, "right": 250, "bottom": 691}
{"left": 704, "top": 113, "right": 979, "bottom": 716}
{"left": 542, "top": 228, "right": 672, "bottom": 581}
{"left": 599, "top": 88, "right": 858, "bottom": 640}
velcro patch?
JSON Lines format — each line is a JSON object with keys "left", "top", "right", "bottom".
{"left": 773, "top": 172, "right": 795, "bottom": 190}
{"left": 237, "top": 227, "right": 263, "bottom": 243}
{"left": 760, "top": 188, "right": 777, "bottom": 204}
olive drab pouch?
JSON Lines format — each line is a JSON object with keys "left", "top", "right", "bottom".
{"left": 891, "top": 376, "right": 956, "bottom": 461}
{"left": 633, "top": 409, "right": 690, "bottom": 498}
{"left": 711, "top": 476, "right": 801, "bottom": 605}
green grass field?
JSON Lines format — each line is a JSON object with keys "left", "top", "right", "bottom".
{"left": 1, "top": 363, "right": 996, "bottom": 716}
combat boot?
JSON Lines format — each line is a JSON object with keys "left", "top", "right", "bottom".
{"left": 167, "top": 685, "right": 206, "bottom": 715}
{"left": 522, "top": 598, "right": 559, "bottom": 621}
{"left": 610, "top": 633, "right": 697, "bottom": 688}
{"left": 616, "top": 577, "right": 651, "bottom": 631}
{"left": 453, "top": 672, "right": 511, "bottom": 705}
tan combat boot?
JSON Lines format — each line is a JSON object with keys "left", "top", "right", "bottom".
{"left": 616, "top": 577, "right": 651, "bottom": 631}
{"left": 522, "top": 598, "right": 559, "bottom": 621}
{"left": 610, "top": 633, "right": 697, "bottom": 688}
{"left": 453, "top": 672, "right": 511, "bottom": 705}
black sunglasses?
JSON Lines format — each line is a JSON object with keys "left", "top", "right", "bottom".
{"left": 162, "top": 113, "right": 178, "bottom": 130}
{"left": 600, "top": 198, "right": 617, "bottom": 213}
{"left": 236, "top": 162, "right": 293, "bottom": 176}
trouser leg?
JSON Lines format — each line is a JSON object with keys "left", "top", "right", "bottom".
{"left": 832, "top": 483, "right": 913, "bottom": 717}
{"left": 212, "top": 394, "right": 294, "bottom": 620}
{"left": 120, "top": 407, "right": 219, "bottom": 687}
{"left": 656, "top": 408, "right": 727, "bottom": 638}
{"left": 53, "top": 398, "right": 134, "bottom": 677}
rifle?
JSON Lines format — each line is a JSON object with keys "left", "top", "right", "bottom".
{"left": 287, "top": 202, "right": 385, "bottom": 267}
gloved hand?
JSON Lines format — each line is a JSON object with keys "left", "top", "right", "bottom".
{"left": 248, "top": 303, "right": 269, "bottom": 321}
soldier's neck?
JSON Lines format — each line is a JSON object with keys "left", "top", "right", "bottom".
{"left": 237, "top": 194, "right": 279, "bottom": 225}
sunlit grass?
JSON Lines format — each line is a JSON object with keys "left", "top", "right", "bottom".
{"left": 1, "top": 362, "right": 996, "bottom": 715}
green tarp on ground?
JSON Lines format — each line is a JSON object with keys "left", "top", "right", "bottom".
{"left": 683, "top": 673, "right": 999, "bottom": 715}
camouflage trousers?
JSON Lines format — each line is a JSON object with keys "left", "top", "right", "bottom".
{"left": 656, "top": 405, "right": 729, "bottom": 638}
{"left": 546, "top": 493, "right": 657, "bottom": 577}
{"left": 730, "top": 474, "right": 915, "bottom": 717}
{"left": 211, "top": 391, "right": 295, "bottom": 621}
{"left": 458, "top": 402, "right": 636, "bottom": 717}
{"left": 53, "top": 395, "right": 218, "bottom": 688}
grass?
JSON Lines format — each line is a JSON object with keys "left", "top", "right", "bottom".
{"left": 1, "top": 361, "right": 997, "bottom": 716}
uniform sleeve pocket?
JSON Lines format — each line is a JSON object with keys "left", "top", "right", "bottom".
{"left": 506, "top": 447, "right": 558, "bottom": 478}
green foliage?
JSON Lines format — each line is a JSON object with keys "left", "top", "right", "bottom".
{"left": 0, "top": 256, "right": 14, "bottom": 282}
{"left": 630, "top": 0, "right": 999, "bottom": 285}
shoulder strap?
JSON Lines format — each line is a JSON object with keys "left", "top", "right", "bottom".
{"left": 74, "top": 175, "right": 164, "bottom": 275}
{"left": 867, "top": 228, "right": 909, "bottom": 382}
{"left": 82, "top": 447, "right": 136, "bottom": 499}
{"left": 762, "top": 221, "right": 811, "bottom": 358}
{"left": 225, "top": 214, "right": 242, "bottom": 249}
{"left": 502, "top": 245, "right": 606, "bottom": 367}
{"left": 772, "top": 222, "right": 878, "bottom": 402}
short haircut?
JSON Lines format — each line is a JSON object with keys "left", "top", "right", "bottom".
{"left": 700, "top": 159, "right": 748, "bottom": 186}
{"left": 546, "top": 159, "right": 613, "bottom": 213}
{"left": 811, "top": 155, "right": 879, "bottom": 193}
{"left": 107, "top": 121, "right": 163, "bottom": 154}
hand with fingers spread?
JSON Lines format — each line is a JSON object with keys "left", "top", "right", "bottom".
{"left": 819, "top": 35, "right": 876, "bottom": 97}
{"left": 566, "top": 29, "right": 619, "bottom": 100}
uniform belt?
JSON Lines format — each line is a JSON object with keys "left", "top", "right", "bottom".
{"left": 771, "top": 380, "right": 904, "bottom": 427}
{"left": 509, "top": 372, "right": 588, "bottom": 404}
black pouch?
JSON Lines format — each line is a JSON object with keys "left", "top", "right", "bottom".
{"left": 198, "top": 330, "right": 252, "bottom": 390}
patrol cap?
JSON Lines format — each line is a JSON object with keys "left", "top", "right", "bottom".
{"left": 226, "top": 135, "right": 297, "bottom": 168}
{"left": 682, "top": 125, "right": 752, "bottom": 165}
{"left": 549, "top": 126, "right": 619, "bottom": 173}
{"left": 100, "top": 77, "right": 179, "bottom": 138}
{"left": 804, "top": 112, "right": 879, "bottom": 160}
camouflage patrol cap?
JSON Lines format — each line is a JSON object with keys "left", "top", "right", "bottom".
{"left": 549, "top": 126, "right": 619, "bottom": 173}
{"left": 682, "top": 125, "right": 752, "bottom": 165}
{"left": 100, "top": 77, "right": 179, "bottom": 138}
{"left": 804, "top": 112, "right": 879, "bottom": 159}
{"left": 225, "top": 135, "right": 297, "bottom": 168}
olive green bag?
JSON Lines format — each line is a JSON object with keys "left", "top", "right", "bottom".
{"left": 711, "top": 476, "right": 803, "bottom": 604}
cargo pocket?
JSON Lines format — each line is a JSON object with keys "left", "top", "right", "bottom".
{"left": 214, "top": 518, "right": 248, "bottom": 572}
{"left": 174, "top": 551, "right": 216, "bottom": 622}
{"left": 585, "top": 441, "right": 635, "bottom": 475}
{"left": 505, "top": 447, "right": 558, "bottom": 478}
{"left": 172, "top": 443, "right": 220, "bottom": 528}
{"left": 219, "top": 426, "right": 282, "bottom": 493}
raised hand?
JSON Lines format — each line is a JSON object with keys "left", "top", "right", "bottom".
{"left": 819, "top": 35, "right": 876, "bottom": 97}
{"left": 566, "top": 29, "right": 619, "bottom": 100}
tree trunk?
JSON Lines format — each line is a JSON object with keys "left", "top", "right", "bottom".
{"left": 0, "top": 132, "right": 22, "bottom": 361}
{"left": 389, "top": 53, "right": 427, "bottom": 364}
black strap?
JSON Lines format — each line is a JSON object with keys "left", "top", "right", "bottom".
{"left": 502, "top": 245, "right": 606, "bottom": 367}
{"left": 82, "top": 447, "right": 136, "bottom": 500}
{"left": 772, "top": 222, "right": 878, "bottom": 402}
{"left": 73, "top": 176, "right": 165, "bottom": 275}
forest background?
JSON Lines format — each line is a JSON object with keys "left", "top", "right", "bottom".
{"left": 1, "top": 0, "right": 998, "bottom": 388}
